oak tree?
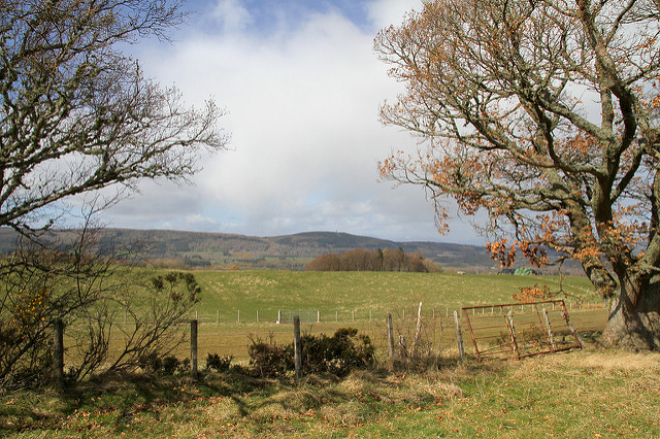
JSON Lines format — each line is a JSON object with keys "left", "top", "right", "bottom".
{"left": 0, "top": 0, "right": 226, "bottom": 231}
{"left": 376, "top": 0, "right": 660, "bottom": 348}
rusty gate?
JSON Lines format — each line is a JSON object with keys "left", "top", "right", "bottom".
{"left": 461, "top": 300, "right": 582, "bottom": 361}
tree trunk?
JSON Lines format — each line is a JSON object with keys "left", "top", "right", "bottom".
{"left": 600, "top": 274, "right": 660, "bottom": 350}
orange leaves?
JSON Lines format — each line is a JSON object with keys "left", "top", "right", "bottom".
{"left": 486, "top": 239, "right": 516, "bottom": 267}
{"left": 513, "top": 284, "right": 552, "bottom": 303}
{"left": 519, "top": 241, "right": 549, "bottom": 268}
{"left": 487, "top": 239, "right": 549, "bottom": 268}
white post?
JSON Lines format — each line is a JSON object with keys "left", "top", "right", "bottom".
{"left": 454, "top": 311, "right": 465, "bottom": 361}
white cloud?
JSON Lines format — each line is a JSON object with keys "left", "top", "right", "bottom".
{"left": 210, "top": 0, "right": 254, "bottom": 33}
{"left": 98, "top": 0, "right": 484, "bottom": 244}
{"left": 365, "top": 0, "right": 422, "bottom": 29}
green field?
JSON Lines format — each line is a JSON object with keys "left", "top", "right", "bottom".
{"left": 162, "top": 271, "right": 602, "bottom": 362}
{"left": 191, "top": 270, "right": 597, "bottom": 323}
{"left": 6, "top": 270, "right": 637, "bottom": 438}
{"left": 58, "top": 270, "right": 604, "bottom": 362}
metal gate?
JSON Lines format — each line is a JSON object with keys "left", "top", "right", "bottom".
{"left": 461, "top": 300, "right": 582, "bottom": 361}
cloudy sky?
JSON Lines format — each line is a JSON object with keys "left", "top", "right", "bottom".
{"left": 97, "top": 0, "right": 485, "bottom": 244}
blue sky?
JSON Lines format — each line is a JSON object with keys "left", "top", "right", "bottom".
{"left": 92, "top": 0, "right": 487, "bottom": 244}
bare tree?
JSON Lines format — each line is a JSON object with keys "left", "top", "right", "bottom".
{"left": 0, "top": 226, "right": 202, "bottom": 389}
{"left": 376, "top": 0, "right": 660, "bottom": 349}
{"left": 0, "top": 0, "right": 227, "bottom": 231}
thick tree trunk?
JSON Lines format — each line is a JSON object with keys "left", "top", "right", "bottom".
{"left": 600, "top": 275, "right": 660, "bottom": 350}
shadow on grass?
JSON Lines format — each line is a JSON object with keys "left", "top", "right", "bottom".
{"left": 0, "top": 356, "right": 500, "bottom": 436}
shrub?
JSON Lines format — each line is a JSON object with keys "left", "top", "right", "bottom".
{"left": 247, "top": 328, "right": 375, "bottom": 378}
{"left": 161, "top": 356, "right": 180, "bottom": 375}
{"left": 205, "top": 353, "right": 233, "bottom": 372}
{"left": 138, "top": 354, "right": 187, "bottom": 375}
{"left": 248, "top": 333, "right": 290, "bottom": 378}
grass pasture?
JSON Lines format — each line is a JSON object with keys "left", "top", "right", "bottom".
{"left": 191, "top": 271, "right": 598, "bottom": 324}
{"left": 185, "top": 271, "right": 602, "bottom": 362}
{"left": 87, "top": 270, "right": 604, "bottom": 363}
{"left": 7, "top": 269, "right": 647, "bottom": 438}
{"left": 2, "top": 350, "right": 659, "bottom": 437}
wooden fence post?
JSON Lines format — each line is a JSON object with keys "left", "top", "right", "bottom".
{"left": 542, "top": 308, "right": 555, "bottom": 349}
{"left": 294, "top": 316, "right": 302, "bottom": 380}
{"left": 413, "top": 302, "right": 423, "bottom": 357}
{"left": 506, "top": 310, "right": 520, "bottom": 359}
{"left": 53, "top": 319, "right": 65, "bottom": 393}
{"left": 191, "top": 319, "right": 198, "bottom": 380}
{"left": 387, "top": 313, "right": 395, "bottom": 358}
{"left": 453, "top": 311, "right": 465, "bottom": 362}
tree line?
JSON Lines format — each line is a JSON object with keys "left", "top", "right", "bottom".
{"left": 304, "top": 248, "right": 440, "bottom": 272}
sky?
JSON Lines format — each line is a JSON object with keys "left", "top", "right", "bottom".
{"left": 95, "top": 0, "right": 486, "bottom": 245}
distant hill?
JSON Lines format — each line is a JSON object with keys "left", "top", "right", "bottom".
{"left": 0, "top": 228, "right": 564, "bottom": 273}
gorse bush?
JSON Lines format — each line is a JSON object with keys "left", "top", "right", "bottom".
{"left": 292, "top": 328, "right": 375, "bottom": 376}
{"left": 205, "top": 353, "right": 234, "bottom": 372}
{"left": 248, "top": 328, "right": 375, "bottom": 378}
{"left": 248, "top": 333, "right": 290, "bottom": 377}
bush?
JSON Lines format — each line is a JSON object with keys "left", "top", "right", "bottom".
{"left": 138, "top": 354, "right": 187, "bottom": 375}
{"left": 248, "top": 333, "right": 290, "bottom": 377}
{"left": 247, "top": 328, "right": 375, "bottom": 378}
{"left": 205, "top": 353, "right": 233, "bottom": 372}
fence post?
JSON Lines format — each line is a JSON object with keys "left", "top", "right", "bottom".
{"left": 413, "top": 302, "right": 423, "bottom": 357}
{"left": 294, "top": 316, "right": 302, "bottom": 380}
{"left": 387, "top": 313, "right": 395, "bottom": 358}
{"left": 505, "top": 310, "right": 520, "bottom": 359}
{"left": 562, "top": 305, "right": 585, "bottom": 347}
{"left": 53, "top": 319, "right": 65, "bottom": 393}
{"left": 453, "top": 311, "right": 465, "bottom": 362}
{"left": 542, "top": 308, "right": 555, "bottom": 349}
{"left": 191, "top": 319, "right": 198, "bottom": 380}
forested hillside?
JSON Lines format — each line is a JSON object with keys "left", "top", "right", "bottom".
{"left": 0, "top": 228, "right": 562, "bottom": 272}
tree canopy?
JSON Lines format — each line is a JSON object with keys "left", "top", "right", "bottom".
{"left": 0, "top": 0, "right": 226, "bottom": 230}
{"left": 376, "top": 0, "right": 660, "bottom": 348}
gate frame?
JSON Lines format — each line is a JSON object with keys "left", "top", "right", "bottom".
{"left": 462, "top": 299, "right": 582, "bottom": 361}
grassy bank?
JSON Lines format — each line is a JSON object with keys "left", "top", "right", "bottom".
{"left": 2, "top": 349, "right": 659, "bottom": 438}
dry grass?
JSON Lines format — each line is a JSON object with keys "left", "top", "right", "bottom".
{"left": 2, "top": 349, "right": 660, "bottom": 437}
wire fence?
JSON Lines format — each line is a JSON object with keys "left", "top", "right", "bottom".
{"left": 182, "top": 300, "right": 606, "bottom": 326}
{"left": 61, "top": 302, "right": 608, "bottom": 368}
